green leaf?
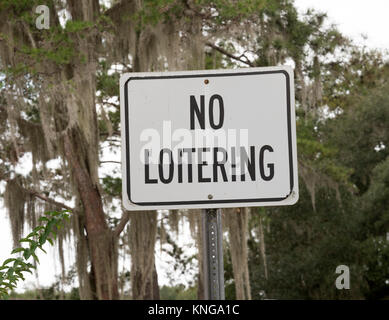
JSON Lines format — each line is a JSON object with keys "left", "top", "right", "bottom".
{"left": 26, "top": 231, "right": 38, "bottom": 239}
{"left": 30, "top": 242, "right": 38, "bottom": 252}
{"left": 37, "top": 246, "right": 47, "bottom": 254}
{"left": 11, "top": 248, "right": 24, "bottom": 254}
{"left": 23, "top": 249, "right": 31, "bottom": 260}
{"left": 51, "top": 211, "right": 62, "bottom": 217}
{"left": 12, "top": 259, "right": 21, "bottom": 268}
{"left": 2, "top": 258, "right": 15, "bottom": 266}
{"left": 39, "top": 232, "right": 48, "bottom": 246}
{"left": 19, "top": 239, "right": 34, "bottom": 244}
{"left": 7, "top": 268, "right": 14, "bottom": 276}
{"left": 38, "top": 216, "right": 49, "bottom": 223}
{"left": 31, "top": 253, "right": 40, "bottom": 264}
{"left": 15, "top": 272, "right": 25, "bottom": 281}
{"left": 33, "top": 226, "right": 45, "bottom": 232}
{"left": 4, "top": 283, "right": 14, "bottom": 289}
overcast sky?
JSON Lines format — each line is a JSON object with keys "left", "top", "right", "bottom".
{"left": 295, "top": 0, "right": 389, "bottom": 50}
{"left": 1, "top": 0, "right": 389, "bottom": 293}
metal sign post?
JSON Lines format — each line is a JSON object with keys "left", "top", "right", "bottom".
{"left": 202, "top": 208, "right": 225, "bottom": 300}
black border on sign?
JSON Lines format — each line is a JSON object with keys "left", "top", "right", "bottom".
{"left": 124, "top": 70, "right": 294, "bottom": 206}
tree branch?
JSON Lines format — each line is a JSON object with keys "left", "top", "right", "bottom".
{"left": 114, "top": 211, "right": 130, "bottom": 237}
{"left": 29, "top": 190, "right": 75, "bottom": 212}
{"left": 102, "top": 101, "right": 119, "bottom": 109}
{"left": 205, "top": 41, "right": 255, "bottom": 67}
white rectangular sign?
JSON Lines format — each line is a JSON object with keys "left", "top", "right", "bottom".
{"left": 120, "top": 66, "right": 298, "bottom": 210}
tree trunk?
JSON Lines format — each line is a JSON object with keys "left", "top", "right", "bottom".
{"left": 127, "top": 27, "right": 160, "bottom": 300}
{"left": 224, "top": 208, "right": 252, "bottom": 300}
{"left": 129, "top": 211, "right": 159, "bottom": 300}
{"left": 132, "top": 263, "right": 160, "bottom": 300}
{"left": 64, "top": 129, "right": 119, "bottom": 299}
{"left": 144, "top": 263, "right": 160, "bottom": 300}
